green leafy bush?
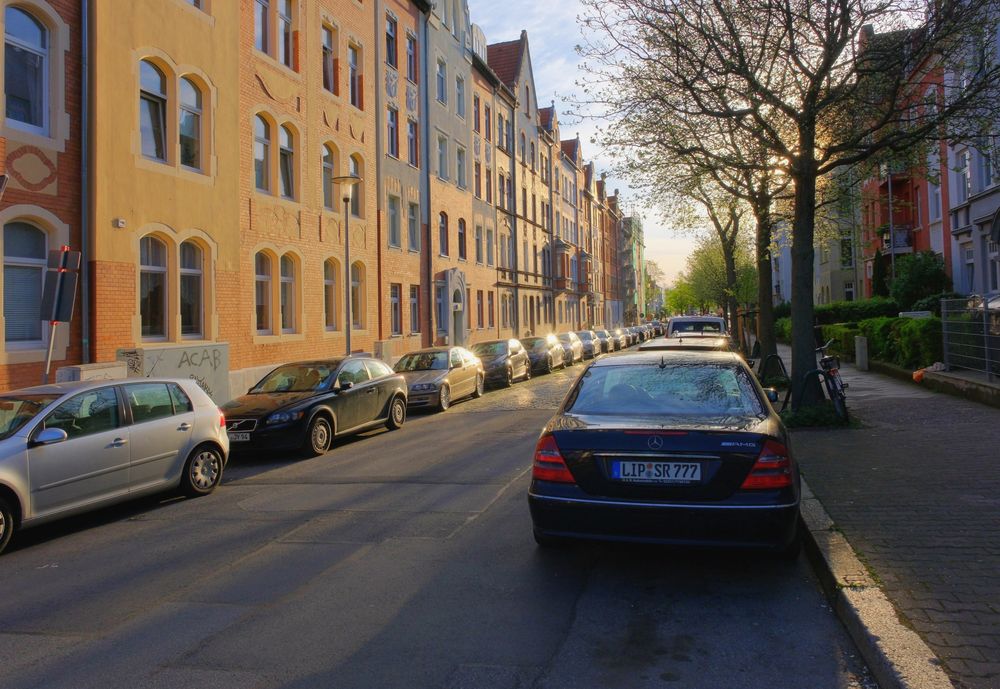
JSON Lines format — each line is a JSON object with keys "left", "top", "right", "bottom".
{"left": 775, "top": 316, "right": 792, "bottom": 342}
{"left": 773, "top": 302, "right": 791, "bottom": 319}
{"left": 889, "top": 251, "right": 952, "bottom": 311}
{"left": 820, "top": 323, "right": 861, "bottom": 360}
{"left": 814, "top": 297, "right": 899, "bottom": 325}
{"left": 909, "top": 292, "right": 965, "bottom": 316}
{"left": 858, "top": 316, "right": 942, "bottom": 369}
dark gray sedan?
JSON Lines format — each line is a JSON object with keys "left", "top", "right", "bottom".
{"left": 470, "top": 339, "right": 531, "bottom": 387}
{"left": 521, "top": 335, "right": 566, "bottom": 374}
{"left": 394, "top": 347, "right": 484, "bottom": 411}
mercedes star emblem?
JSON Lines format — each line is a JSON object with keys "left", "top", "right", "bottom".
{"left": 647, "top": 436, "right": 664, "bottom": 450}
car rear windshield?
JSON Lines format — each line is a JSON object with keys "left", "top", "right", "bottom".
{"left": 394, "top": 352, "right": 448, "bottom": 372}
{"left": 472, "top": 342, "right": 507, "bottom": 357}
{"left": 566, "top": 363, "right": 764, "bottom": 418}
{"left": 251, "top": 364, "right": 338, "bottom": 393}
{"left": 0, "top": 394, "right": 61, "bottom": 440}
{"left": 576, "top": 332, "right": 593, "bottom": 340}
{"left": 521, "top": 337, "right": 546, "bottom": 351}
{"left": 670, "top": 320, "right": 723, "bottom": 334}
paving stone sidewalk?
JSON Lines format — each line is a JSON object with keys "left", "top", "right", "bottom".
{"left": 778, "top": 345, "right": 1000, "bottom": 689}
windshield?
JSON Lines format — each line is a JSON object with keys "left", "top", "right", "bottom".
{"left": 521, "top": 337, "right": 547, "bottom": 352}
{"left": 566, "top": 363, "right": 764, "bottom": 419}
{"left": 576, "top": 332, "right": 593, "bottom": 340}
{"left": 394, "top": 352, "right": 448, "bottom": 372}
{"left": 472, "top": 342, "right": 507, "bottom": 357}
{"left": 251, "top": 364, "right": 338, "bottom": 393}
{"left": 670, "top": 320, "right": 723, "bottom": 334}
{"left": 0, "top": 394, "right": 62, "bottom": 440}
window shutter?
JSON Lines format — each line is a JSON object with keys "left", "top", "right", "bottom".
{"left": 4, "top": 265, "right": 43, "bottom": 341}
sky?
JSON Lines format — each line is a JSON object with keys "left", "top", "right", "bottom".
{"left": 469, "top": 0, "right": 698, "bottom": 286}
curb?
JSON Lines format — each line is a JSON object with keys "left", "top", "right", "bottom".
{"left": 799, "top": 479, "right": 955, "bottom": 689}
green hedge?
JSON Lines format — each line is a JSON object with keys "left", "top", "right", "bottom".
{"left": 858, "top": 316, "right": 943, "bottom": 370}
{"left": 819, "top": 323, "right": 860, "bottom": 360}
{"left": 775, "top": 317, "right": 792, "bottom": 342}
{"left": 815, "top": 297, "right": 899, "bottom": 325}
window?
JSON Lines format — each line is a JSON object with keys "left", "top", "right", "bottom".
{"left": 139, "top": 61, "right": 167, "bottom": 161}
{"left": 126, "top": 383, "right": 176, "bottom": 424}
{"left": 254, "top": 115, "right": 270, "bottom": 192}
{"left": 486, "top": 168, "right": 492, "bottom": 203}
{"left": 474, "top": 162, "right": 481, "bottom": 198}
{"left": 409, "top": 285, "right": 419, "bottom": 333}
{"left": 279, "top": 125, "right": 295, "bottom": 199}
{"left": 324, "top": 258, "right": 338, "bottom": 330}
{"left": 322, "top": 144, "right": 336, "bottom": 209}
{"left": 349, "top": 154, "right": 361, "bottom": 216}
{"left": 407, "top": 118, "right": 418, "bottom": 166}
{"left": 477, "top": 290, "right": 483, "bottom": 328}
{"left": 277, "top": 0, "right": 293, "bottom": 68}
{"left": 140, "top": 236, "right": 168, "bottom": 339}
{"left": 46, "top": 388, "right": 120, "bottom": 440}
{"left": 957, "top": 150, "right": 970, "bottom": 204}
{"left": 456, "top": 146, "right": 466, "bottom": 188}
{"left": 981, "top": 148, "right": 993, "bottom": 189}
{"left": 530, "top": 142, "right": 535, "bottom": 170}
{"left": 179, "top": 78, "right": 202, "bottom": 170}
{"left": 437, "top": 135, "right": 448, "bottom": 179}
{"left": 350, "top": 262, "right": 364, "bottom": 328}
{"left": 387, "top": 107, "right": 399, "bottom": 158}
{"left": 439, "top": 212, "right": 449, "bottom": 256}
{"left": 4, "top": 6, "right": 47, "bottom": 134}
{"left": 406, "top": 34, "right": 418, "bottom": 82}
{"left": 484, "top": 105, "right": 491, "bottom": 141}
{"left": 498, "top": 173, "right": 505, "bottom": 208}
{"left": 388, "top": 195, "right": 401, "bottom": 247}
{"left": 457, "top": 219, "right": 467, "bottom": 259}
{"left": 254, "top": 0, "right": 269, "bottom": 53}
{"left": 487, "top": 292, "right": 494, "bottom": 327}
{"left": 456, "top": 76, "right": 465, "bottom": 118}
{"left": 280, "top": 254, "right": 296, "bottom": 332}
{"left": 473, "top": 95, "right": 481, "bottom": 132}
{"left": 390, "top": 284, "right": 402, "bottom": 335}
{"left": 385, "top": 14, "right": 398, "bottom": 68}
{"left": 255, "top": 252, "right": 272, "bottom": 334}
{"left": 179, "top": 241, "right": 203, "bottom": 337}
{"left": 475, "top": 225, "right": 483, "bottom": 263}
{"left": 486, "top": 228, "right": 494, "bottom": 265}
{"left": 348, "top": 45, "right": 361, "bottom": 109}
{"left": 520, "top": 132, "right": 526, "bottom": 160}
{"left": 322, "top": 26, "right": 337, "bottom": 94}
{"left": 436, "top": 59, "right": 446, "bottom": 103}
{"left": 408, "top": 202, "right": 420, "bottom": 250}
{"left": 3, "top": 221, "right": 46, "bottom": 343}
{"left": 435, "top": 283, "right": 446, "bottom": 331}
{"left": 844, "top": 281, "right": 855, "bottom": 302}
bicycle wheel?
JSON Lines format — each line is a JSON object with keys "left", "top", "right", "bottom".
{"left": 831, "top": 392, "right": 848, "bottom": 423}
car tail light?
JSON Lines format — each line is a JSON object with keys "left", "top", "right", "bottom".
{"left": 740, "top": 439, "right": 793, "bottom": 490}
{"left": 532, "top": 434, "right": 575, "bottom": 484}
{"left": 218, "top": 409, "right": 226, "bottom": 428}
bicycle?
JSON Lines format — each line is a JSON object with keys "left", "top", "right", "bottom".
{"left": 814, "top": 339, "right": 849, "bottom": 421}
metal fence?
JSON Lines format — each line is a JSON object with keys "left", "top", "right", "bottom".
{"left": 942, "top": 297, "right": 1000, "bottom": 381}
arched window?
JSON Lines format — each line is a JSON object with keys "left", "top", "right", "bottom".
{"left": 179, "top": 241, "right": 203, "bottom": 337}
{"left": 179, "top": 77, "right": 202, "bottom": 170}
{"left": 438, "top": 212, "right": 448, "bottom": 256}
{"left": 4, "top": 7, "right": 47, "bottom": 134}
{"left": 279, "top": 125, "right": 295, "bottom": 199}
{"left": 324, "top": 258, "right": 339, "bottom": 330}
{"left": 139, "top": 236, "right": 168, "bottom": 339}
{"left": 279, "top": 254, "right": 295, "bottom": 332}
{"left": 255, "top": 252, "right": 272, "bottom": 334}
{"left": 3, "top": 221, "right": 46, "bottom": 343}
{"left": 254, "top": 115, "right": 270, "bottom": 192}
{"left": 349, "top": 154, "right": 362, "bottom": 216}
{"left": 322, "top": 144, "right": 337, "bottom": 210}
{"left": 457, "top": 218, "right": 466, "bottom": 260}
{"left": 139, "top": 61, "right": 167, "bottom": 161}
{"left": 350, "top": 262, "right": 364, "bottom": 329}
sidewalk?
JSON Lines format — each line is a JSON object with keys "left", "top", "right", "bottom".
{"left": 777, "top": 344, "right": 1000, "bottom": 689}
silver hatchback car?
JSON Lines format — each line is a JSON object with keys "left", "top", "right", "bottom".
{"left": 0, "top": 378, "right": 229, "bottom": 555}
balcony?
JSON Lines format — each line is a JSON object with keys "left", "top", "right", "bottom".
{"left": 880, "top": 226, "right": 913, "bottom": 255}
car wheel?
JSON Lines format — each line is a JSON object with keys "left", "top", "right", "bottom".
{"left": 182, "top": 444, "right": 224, "bottom": 497}
{"left": 438, "top": 384, "right": 451, "bottom": 412}
{"left": 386, "top": 396, "right": 406, "bottom": 430}
{"left": 0, "top": 496, "right": 15, "bottom": 555}
{"left": 505, "top": 367, "right": 514, "bottom": 387}
{"left": 546, "top": 357, "right": 553, "bottom": 373}
{"left": 473, "top": 374, "right": 485, "bottom": 398}
{"left": 523, "top": 365, "right": 531, "bottom": 381}
{"left": 302, "top": 415, "right": 333, "bottom": 457}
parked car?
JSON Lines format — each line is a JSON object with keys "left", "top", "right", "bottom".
{"left": 557, "top": 332, "right": 585, "bottom": 365}
{"left": 0, "top": 378, "right": 229, "bottom": 555}
{"left": 575, "top": 330, "right": 600, "bottom": 359}
{"left": 666, "top": 315, "right": 728, "bottom": 337}
{"left": 521, "top": 335, "right": 566, "bottom": 374}
{"left": 393, "top": 347, "right": 484, "bottom": 411}
{"left": 639, "top": 335, "right": 732, "bottom": 352}
{"left": 471, "top": 339, "right": 531, "bottom": 387}
{"left": 611, "top": 328, "right": 629, "bottom": 350}
{"left": 528, "top": 350, "right": 799, "bottom": 555}
{"left": 651, "top": 320, "right": 665, "bottom": 337}
{"left": 593, "top": 330, "right": 614, "bottom": 353}
{"left": 223, "top": 357, "right": 408, "bottom": 457}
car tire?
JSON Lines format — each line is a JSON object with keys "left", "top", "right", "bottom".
{"left": 523, "top": 365, "right": 531, "bottom": 382}
{"left": 302, "top": 415, "right": 333, "bottom": 457}
{"left": 181, "top": 444, "right": 224, "bottom": 497}
{"left": 0, "top": 496, "right": 16, "bottom": 555}
{"left": 438, "top": 384, "right": 451, "bottom": 412}
{"left": 386, "top": 396, "right": 406, "bottom": 430}
{"left": 546, "top": 357, "right": 553, "bottom": 373}
{"left": 505, "top": 367, "right": 514, "bottom": 387}
{"left": 473, "top": 374, "right": 485, "bottom": 398}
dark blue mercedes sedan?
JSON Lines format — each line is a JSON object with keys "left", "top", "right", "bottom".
{"left": 528, "top": 350, "right": 800, "bottom": 555}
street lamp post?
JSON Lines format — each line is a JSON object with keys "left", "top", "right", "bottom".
{"left": 331, "top": 175, "right": 361, "bottom": 355}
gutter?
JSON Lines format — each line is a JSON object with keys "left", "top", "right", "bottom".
{"left": 80, "top": 0, "right": 91, "bottom": 363}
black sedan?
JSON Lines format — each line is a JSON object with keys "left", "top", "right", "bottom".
{"left": 470, "top": 339, "right": 531, "bottom": 387}
{"left": 521, "top": 335, "right": 566, "bottom": 374}
{"left": 528, "top": 350, "right": 799, "bottom": 555}
{"left": 222, "top": 357, "right": 407, "bottom": 457}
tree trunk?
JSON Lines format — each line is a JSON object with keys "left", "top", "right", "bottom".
{"left": 754, "top": 209, "right": 777, "bottom": 362}
{"left": 790, "top": 160, "right": 822, "bottom": 407}
{"left": 723, "top": 246, "right": 739, "bottom": 334}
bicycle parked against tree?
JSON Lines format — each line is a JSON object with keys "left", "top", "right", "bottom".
{"left": 813, "top": 339, "right": 848, "bottom": 421}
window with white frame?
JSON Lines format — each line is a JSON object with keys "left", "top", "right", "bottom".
{"left": 351, "top": 262, "right": 365, "bottom": 328}
{"left": 408, "top": 202, "right": 419, "bottom": 250}
{"left": 279, "top": 254, "right": 296, "bottom": 333}
{"left": 385, "top": 14, "right": 397, "bottom": 69}
{"left": 409, "top": 285, "right": 419, "bottom": 332}
{"left": 456, "top": 146, "right": 466, "bottom": 188}
{"left": 407, "top": 118, "right": 418, "bottom": 166}
{"left": 278, "top": 125, "right": 295, "bottom": 199}
{"left": 139, "top": 61, "right": 168, "bottom": 161}
{"left": 388, "top": 195, "right": 401, "bottom": 247}
{"left": 254, "top": 0, "right": 269, "bottom": 53}
{"left": 3, "top": 221, "right": 46, "bottom": 344}
{"left": 140, "top": 236, "right": 168, "bottom": 339}
{"left": 277, "top": 0, "right": 293, "bottom": 68}
{"left": 390, "top": 284, "right": 402, "bottom": 335}
{"left": 486, "top": 228, "right": 494, "bottom": 265}
{"left": 179, "top": 78, "right": 202, "bottom": 170}
{"left": 456, "top": 76, "right": 465, "bottom": 118}
{"left": 322, "top": 144, "right": 337, "bottom": 209}
{"left": 349, "top": 154, "right": 362, "bottom": 216}
{"left": 322, "top": 25, "right": 337, "bottom": 94}
{"left": 436, "top": 59, "right": 446, "bottom": 103}
{"left": 254, "top": 115, "right": 270, "bottom": 192}
{"left": 437, "top": 135, "right": 448, "bottom": 179}
{"left": 406, "top": 34, "right": 418, "bottom": 83}
{"left": 255, "top": 252, "right": 272, "bottom": 334}
{"left": 956, "top": 150, "right": 970, "bottom": 204}
{"left": 475, "top": 225, "right": 483, "bottom": 263}
{"left": 348, "top": 44, "right": 362, "bottom": 109}
{"left": 438, "top": 212, "right": 448, "bottom": 256}
{"left": 324, "top": 258, "right": 338, "bottom": 330}
{"left": 387, "top": 107, "right": 399, "bottom": 158}
{"left": 179, "top": 241, "right": 203, "bottom": 338}
{"left": 457, "top": 219, "right": 466, "bottom": 260}
{"left": 4, "top": 6, "right": 48, "bottom": 135}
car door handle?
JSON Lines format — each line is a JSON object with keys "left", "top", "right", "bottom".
{"left": 112, "top": 437, "right": 128, "bottom": 447}
{"left": 366, "top": 388, "right": 376, "bottom": 394}
{"left": 177, "top": 423, "right": 192, "bottom": 431}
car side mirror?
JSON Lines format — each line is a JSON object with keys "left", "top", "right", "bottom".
{"left": 339, "top": 380, "right": 354, "bottom": 391}
{"left": 746, "top": 359, "right": 756, "bottom": 370}
{"left": 32, "top": 427, "right": 68, "bottom": 447}
{"left": 764, "top": 388, "right": 779, "bottom": 403}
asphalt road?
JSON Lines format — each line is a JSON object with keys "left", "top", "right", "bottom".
{"left": 0, "top": 356, "right": 875, "bottom": 689}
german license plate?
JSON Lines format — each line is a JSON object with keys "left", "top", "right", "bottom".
{"left": 228, "top": 432, "right": 251, "bottom": 442}
{"left": 611, "top": 460, "right": 701, "bottom": 483}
